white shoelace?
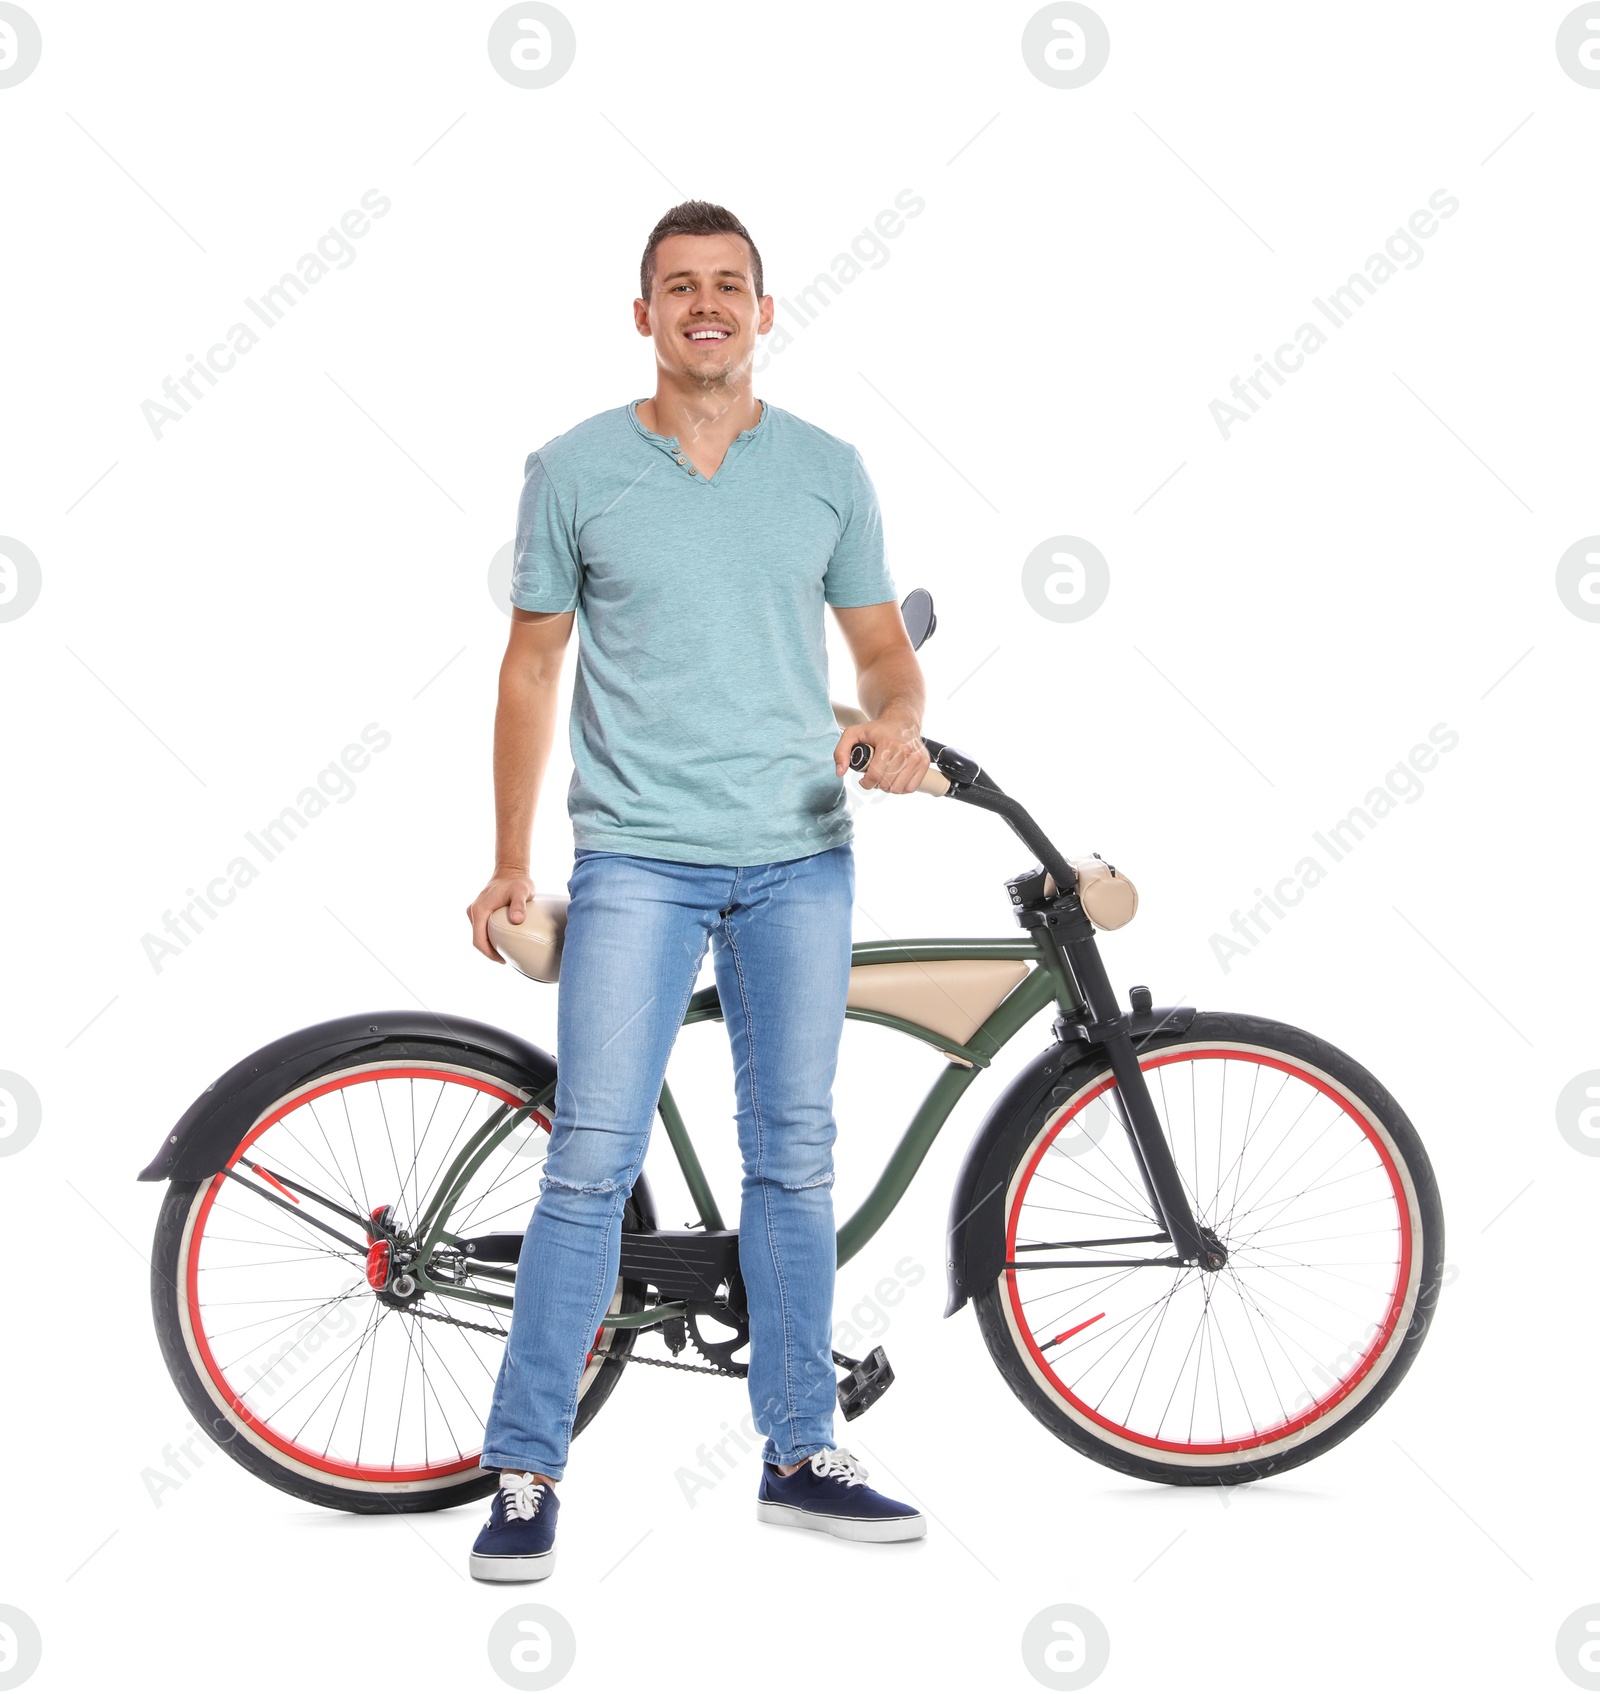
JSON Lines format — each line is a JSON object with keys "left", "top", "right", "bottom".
{"left": 807, "top": 1447, "right": 868, "bottom": 1486}
{"left": 498, "top": 1472, "right": 547, "bottom": 1521}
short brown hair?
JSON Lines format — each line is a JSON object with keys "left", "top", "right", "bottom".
{"left": 640, "top": 200, "right": 763, "bottom": 300}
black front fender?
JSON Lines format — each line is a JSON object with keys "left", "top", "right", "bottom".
{"left": 944, "top": 1005, "right": 1195, "bottom": 1316}
{"left": 137, "top": 1010, "right": 559, "bottom": 1184}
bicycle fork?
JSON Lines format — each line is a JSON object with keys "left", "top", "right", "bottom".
{"left": 1019, "top": 881, "right": 1224, "bottom": 1271}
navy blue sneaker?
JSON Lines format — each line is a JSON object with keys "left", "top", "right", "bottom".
{"left": 756, "top": 1447, "right": 926, "bottom": 1543}
{"left": 470, "top": 1472, "right": 559, "bottom": 1582}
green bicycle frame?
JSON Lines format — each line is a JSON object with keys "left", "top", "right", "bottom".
{"left": 405, "top": 930, "right": 1082, "bottom": 1322}
{"left": 681, "top": 936, "right": 1077, "bottom": 1265}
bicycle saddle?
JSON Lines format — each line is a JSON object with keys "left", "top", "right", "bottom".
{"left": 487, "top": 897, "right": 568, "bottom": 983}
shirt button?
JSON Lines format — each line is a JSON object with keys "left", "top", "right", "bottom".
{"left": 688, "top": 466, "right": 697, "bottom": 476}
{"left": 675, "top": 454, "right": 686, "bottom": 463}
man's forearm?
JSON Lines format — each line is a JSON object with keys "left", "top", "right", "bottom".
{"left": 492, "top": 664, "right": 561, "bottom": 872}
{"left": 857, "top": 648, "right": 925, "bottom": 731}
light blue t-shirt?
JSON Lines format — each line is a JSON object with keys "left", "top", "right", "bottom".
{"left": 511, "top": 399, "right": 897, "bottom": 866}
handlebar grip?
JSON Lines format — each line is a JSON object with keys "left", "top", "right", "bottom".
{"left": 833, "top": 704, "right": 950, "bottom": 794}
{"left": 846, "top": 735, "right": 952, "bottom": 797}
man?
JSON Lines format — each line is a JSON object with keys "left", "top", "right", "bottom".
{"left": 465, "top": 201, "right": 930, "bottom": 1582}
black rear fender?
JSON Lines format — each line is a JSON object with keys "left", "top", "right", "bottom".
{"left": 137, "top": 1011, "right": 560, "bottom": 1184}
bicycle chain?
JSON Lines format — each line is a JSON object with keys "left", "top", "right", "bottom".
{"left": 617, "top": 1350, "right": 743, "bottom": 1379}
{"left": 405, "top": 1300, "right": 743, "bottom": 1376}
{"left": 405, "top": 1301, "right": 510, "bottom": 1340}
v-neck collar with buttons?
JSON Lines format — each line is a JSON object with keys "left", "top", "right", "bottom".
{"left": 627, "top": 398, "right": 768, "bottom": 486}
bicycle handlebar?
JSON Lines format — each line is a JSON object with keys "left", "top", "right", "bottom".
{"left": 833, "top": 701, "right": 1076, "bottom": 892}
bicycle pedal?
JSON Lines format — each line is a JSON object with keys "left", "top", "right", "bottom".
{"left": 831, "top": 1346, "right": 894, "bottom": 1421}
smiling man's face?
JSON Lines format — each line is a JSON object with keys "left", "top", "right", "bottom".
{"left": 635, "top": 231, "right": 773, "bottom": 386}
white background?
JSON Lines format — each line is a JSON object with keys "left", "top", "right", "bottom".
{"left": 2, "top": 2, "right": 1596, "bottom": 1690}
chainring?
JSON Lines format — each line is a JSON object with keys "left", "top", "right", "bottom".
{"left": 684, "top": 1299, "right": 750, "bottom": 1376}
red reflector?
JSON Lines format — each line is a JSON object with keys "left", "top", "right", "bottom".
{"left": 366, "top": 1240, "right": 390, "bottom": 1291}
{"left": 1046, "top": 1311, "right": 1105, "bottom": 1349}
{"left": 251, "top": 1163, "right": 299, "bottom": 1203}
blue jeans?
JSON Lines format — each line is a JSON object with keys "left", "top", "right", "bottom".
{"left": 481, "top": 841, "right": 855, "bottom": 1476}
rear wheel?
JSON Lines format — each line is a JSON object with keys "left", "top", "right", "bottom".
{"left": 974, "top": 1012, "right": 1444, "bottom": 1484}
{"left": 151, "top": 1036, "right": 646, "bottom": 1513}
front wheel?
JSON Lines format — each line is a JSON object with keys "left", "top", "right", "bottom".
{"left": 973, "top": 1011, "right": 1444, "bottom": 1485}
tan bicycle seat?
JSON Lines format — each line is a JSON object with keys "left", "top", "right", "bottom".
{"left": 487, "top": 897, "right": 568, "bottom": 982}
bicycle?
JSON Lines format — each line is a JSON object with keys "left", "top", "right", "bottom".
{"left": 138, "top": 589, "right": 1444, "bottom": 1513}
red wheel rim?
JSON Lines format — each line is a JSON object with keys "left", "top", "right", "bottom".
{"left": 183, "top": 1066, "right": 541, "bottom": 1484}
{"left": 1002, "top": 1045, "right": 1415, "bottom": 1458}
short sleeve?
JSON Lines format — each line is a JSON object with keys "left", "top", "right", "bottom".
{"left": 510, "top": 451, "right": 582, "bottom": 613}
{"left": 823, "top": 449, "right": 896, "bottom": 608}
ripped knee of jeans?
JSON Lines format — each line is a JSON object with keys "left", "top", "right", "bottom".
{"left": 751, "top": 1166, "right": 834, "bottom": 1194}
{"left": 540, "top": 1170, "right": 629, "bottom": 1198}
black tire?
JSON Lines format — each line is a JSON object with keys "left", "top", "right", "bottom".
{"left": 973, "top": 1011, "right": 1445, "bottom": 1486}
{"left": 150, "top": 1034, "right": 647, "bottom": 1514}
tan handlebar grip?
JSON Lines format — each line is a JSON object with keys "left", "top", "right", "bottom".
{"left": 831, "top": 701, "right": 950, "bottom": 796}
